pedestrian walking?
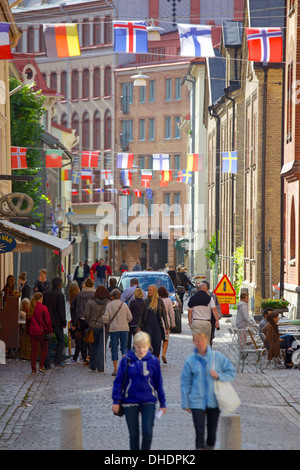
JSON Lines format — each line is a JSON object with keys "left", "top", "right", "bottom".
{"left": 158, "top": 286, "right": 176, "bottom": 364}
{"left": 138, "top": 285, "right": 169, "bottom": 359}
{"left": 34, "top": 268, "right": 50, "bottom": 294}
{"left": 133, "top": 260, "right": 142, "bottom": 271}
{"left": 128, "top": 287, "right": 144, "bottom": 350}
{"left": 108, "top": 277, "right": 121, "bottom": 293}
{"left": 121, "top": 277, "right": 144, "bottom": 305}
{"left": 94, "top": 258, "right": 107, "bottom": 288}
{"left": 119, "top": 260, "right": 128, "bottom": 274}
{"left": 199, "top": 281, "right": 221, "bottom": 346}
{"left": 102, "top": 289, "right": 132, "bottom": 376}
{"left": 26, "top": 292, "right": 53, "bottom": 374}
{"left": 43, "top": 277, "right": 66, "bottom": 369}
{"left": 111, "top": 331, "right": 167, "bottom": 450}
{"left": 187, "top": 286, "right": 219, "bottom": 339}
{"left": 181, "top": 332, "right": 236, "bottom": 450}
{"left": 74, "top": 261, "right": 85, "bottom": 290}
{"left": 18, "top": 272, "right": 31, "bottom": 300}
{"left": 83, "top": 285, "right": 110, "bottom": 372}
{"left": 69, "top": 278, "right": 95, "bottom": 364}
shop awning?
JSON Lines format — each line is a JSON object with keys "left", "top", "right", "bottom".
{"left": 0, "top": 220, "right": 73, "bottom": 257}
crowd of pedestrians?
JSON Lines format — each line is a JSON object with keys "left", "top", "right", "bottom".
{"left": 2, "top": 259, "right": 300, "bottom": 451}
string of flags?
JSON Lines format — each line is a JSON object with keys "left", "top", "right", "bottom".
{"left": 0, "top": 20, "right": 283, "bottom": 63}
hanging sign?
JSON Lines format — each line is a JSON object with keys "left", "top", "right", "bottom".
{"left": 0, "top": 233, "right": 17, "bottom": 253}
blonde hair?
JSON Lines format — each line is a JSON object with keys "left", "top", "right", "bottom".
{"left": 28, "top": 292, "right": 43, "bottom": 319}
{"left": 134, "top": 331, "right": 151, "bottom": 346}
{"left": 192, "top": 332, "right": 209, "bottom": 341}
{"left": 19, "top": 271, "right": 27, "bottom": 281}
{"left": 134, "top": 287, "right": 144, "bottom": 299}
{"left": 69, "top": 282, "right": 80, "bottom": 305}
{"left": 148, "top": 284, "right": 159, "bottom": 311}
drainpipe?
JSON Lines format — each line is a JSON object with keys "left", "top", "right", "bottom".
{"left": 208, "top": 105, "right": 220, "bottom": 288}
{"left": 224, "top": 88, "right": 236, "bottom": 282}
{"left": 261, "top": 66, "right": 268, "bottom": 300}
{"left": 184, "top": 75, "right": 196, "bottom": 275}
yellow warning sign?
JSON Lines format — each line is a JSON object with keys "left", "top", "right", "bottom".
{"left": 213, "top": 274, "right": 236, "bottom": 305}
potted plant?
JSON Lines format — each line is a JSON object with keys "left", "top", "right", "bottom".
{"left": 261, "top": 298, "right": 289, "bottom": 315}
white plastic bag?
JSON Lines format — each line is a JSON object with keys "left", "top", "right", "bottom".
{"left": 213, "top": 352, "right": 241, "bottom": 414}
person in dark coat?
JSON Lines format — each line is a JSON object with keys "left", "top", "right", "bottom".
{"left": 128, "top": 287, "right": 144, "bottom": 350}
{"left": 138, "top": 285, "right": 169, "bottom": 358}
{"left": 43, "top": 276, "right": 66, "bottom": 368}
{"left": 18, "top": 272, "right": 31, "bottom": 300}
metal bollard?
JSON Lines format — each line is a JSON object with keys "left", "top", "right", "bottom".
{"left": 61, "top": 406, "right": 83, "bottom": 450}
{"left": 219, "top": 414, "right": 242, "bottom": 450}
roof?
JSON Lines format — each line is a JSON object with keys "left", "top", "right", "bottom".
{"left": 0, "top": 220, "right": 73, "bottom": 257}
{"left": 222, "top": 20, "right": 243, "bottom": 47}
{"left": 248, "top": 0, "right": 285, "bottom": 28}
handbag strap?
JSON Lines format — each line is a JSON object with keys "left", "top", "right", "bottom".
{"left": 109, "top": 301, "right": 124, "bottom": 325}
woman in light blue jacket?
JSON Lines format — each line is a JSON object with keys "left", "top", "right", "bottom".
{"left": 181, "top": 332, "right": 236, "bottom": 450}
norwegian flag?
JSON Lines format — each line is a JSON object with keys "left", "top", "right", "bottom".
{"left": 81, "top": 151, "right": 99, "bottom": 167}
{"left": 117, "top": 153, "right": 134, "bottom": 169}
{"left": 246, "top": 27, "right": 282, "bottom": 63}
{"left": 113, "top": 21, "right": 148, "bottom": 54}
{"left": 121, "top": 188, "right": 130, "bottom": 195}
{"left": 134, "top": 189, "right": 142, "bottom": 197}
{"left": 11, "top": 147, "right": 28, "bottom": 169}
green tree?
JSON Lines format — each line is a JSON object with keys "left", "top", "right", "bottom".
{"left": 233, "top": 244, "right": 244, "bottom": 299}
{"left": 10, "top": 78, "right": 46, "bottom": 220}
{"left": 205, "top": 233, "right": 219, "bottom": 283}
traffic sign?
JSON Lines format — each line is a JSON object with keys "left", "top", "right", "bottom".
{"left": 213, "top": 274, "right": 236, "bottom": 305}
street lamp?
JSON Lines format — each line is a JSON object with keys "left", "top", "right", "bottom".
{"left": 131, "top": 69, "right": 150, "bottom": 87}
{"left": 65, "top": 206, "right": 75, "bottom": 240}
{"left": 147, "top": 19, "right": 164, "bottom": 41}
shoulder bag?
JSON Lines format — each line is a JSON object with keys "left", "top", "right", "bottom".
{"left": 213, "top": 351, "right": 241, "bottom": 415}
{"left": 84, "top": 304, "right": 107, "bottom": 344}
{"left": 114, "top": 358, "right": 131, "bottom": 417}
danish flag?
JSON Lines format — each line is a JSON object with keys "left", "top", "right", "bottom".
{"left": 81, "top": 151, "right": 99, "bottom": 167}
{"left": 246, "top": 27, "right": 282, "bottom": 63}
{"left": 11, "top": 147, "right": 28, "bottom": 169}
{"left": 134, "top": 189, "right": 142, "bottom": 197}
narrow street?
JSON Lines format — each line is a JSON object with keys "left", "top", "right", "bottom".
{"left": 1, "top": 308, "right": 300, "bottom": 451}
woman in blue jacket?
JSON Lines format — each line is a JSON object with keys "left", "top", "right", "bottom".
{"left": 112, "top": 331, "right": 167, "bottom": 450}
{"left": 181, "top": 332, "right": 236, "bottom": 450}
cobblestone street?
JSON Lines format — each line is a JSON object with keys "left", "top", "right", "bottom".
{"left": 1, "top": 310, "right": 300, "bottom": 451}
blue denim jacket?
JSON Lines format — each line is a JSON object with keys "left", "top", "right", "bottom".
{"left": 180, "top": 346, "right": 236, "bottom": 410}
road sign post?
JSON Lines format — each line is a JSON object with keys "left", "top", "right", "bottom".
{"left": 213, "top": 274, "right": 236, "bottom": 317}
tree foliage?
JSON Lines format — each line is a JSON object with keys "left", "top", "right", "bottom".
{"left": 10, "top": 78, "right": 46, "bottom": 220}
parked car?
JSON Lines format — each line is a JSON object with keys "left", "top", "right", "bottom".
{"left": 117, "top": 271, "right": 185, "bottom": 333}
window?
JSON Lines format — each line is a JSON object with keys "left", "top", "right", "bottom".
{"left": 139, "top": 119, "right": 145, "bottom": 141}
{"left": 61, "top": 71, "right": 67, "bottom": 98}
{"left": 139, "top": 86, "right": 145, "bottom": 103}
{"left": 93, "top": 17, "right": 101, "bottom": 45}
{"left": 149, "top": 118, "right": 155, "bottom": 140}
{"left": 174, "top": 154, "right": 180, "bottom": 176}
{"left": 93, "top": 67, "right": 100, "bottom": 98}
{"left": 165, "top": 78, "right": 172, "bottom": 100}
{"left": 39, "top": 25, "right": 45, "bottom": 52}
{"left": 82, "top": 18, "right": 90, "bottom": 47}
{"left": 104, "top": 110, "right": 112, "bottom": 149}
{"left": 164, "top": 193, "right": 170, "bottom": 214}
{"left": 61, "top": 113, "right": 67, "bottom": 127}
{"left": 290, "top": 197, "right": 296, "bottom": 260}
{"left": 50, "top": 72, "right": 57, "bottom": 91}
{"left": 165, "top": 117, "right": 171, "bottom": 139}
{"left": 139, "top": 156, "right": 145, "bottom": 171}
{"left": 174, "top": 193, "right": 181, "bottom": 215}
{"left": 104, "top": 16, "right": 112, "bottom": 44}
{"left": 175, "top": 116, "right": 181, "bottom": 138}
{"left": 82, "top": 69, "right": 90, "bottom": 99}
{"left": 93, "top": 111, "right": 101, "bottom": 150}
{"left": 82, "top": 112, "right": 90, "bottom": 150}
{"left": 149, "top": 80, "right": 155, "bottom": 102}
{"left": 71, "top": 112, "right": 79, "bottom": 150}
{"left": 122, "top": 82, "right": 133, "bottom": 104}
{"left": 121, "top": 120, "right": 133, "bottom": 150}
{"left": 148, "top": 155, "right": 153, "bottom": 169}
{"left": 71, "top": 70, "right": 79, "bottom": 100}
{"left": 104, "top": 66, "right": 112, "bottom": 96}
{"left": 27, "top": 26, "right": 34, "bottom": 52}
{"left": 175, "top": 77, "right": 181, "bottom": 100}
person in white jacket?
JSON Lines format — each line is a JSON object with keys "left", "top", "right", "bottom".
{"left": 235, "top": 292, "right": 258, "bottom": 331}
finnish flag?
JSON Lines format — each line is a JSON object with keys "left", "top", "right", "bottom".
{"left": 178, "top": 24, "right": 215, "bottom": 58}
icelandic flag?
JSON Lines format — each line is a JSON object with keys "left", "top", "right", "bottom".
{"left": 246, "top": 28, "right": 282, "bottom": 63}
{"left": 0, "top": 23, "right": 12, "bottom": 60}
{"left": 222, "top": 151, "right": 238, "bottom": 174}
{"left": 117, "top": 153, "right": 134, "bottom": 169}
{"left": 153, "top": 154, "right": 169, "bottom": 171}
{"left": 178, "top": 24, "right": 215, "bottom": 58}
{"left": 113, "top": 21, "right": 148, "bottom": 53}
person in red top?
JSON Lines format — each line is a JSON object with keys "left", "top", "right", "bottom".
{"left": 26, "top": 292, "right": 53, "bottom": 375}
